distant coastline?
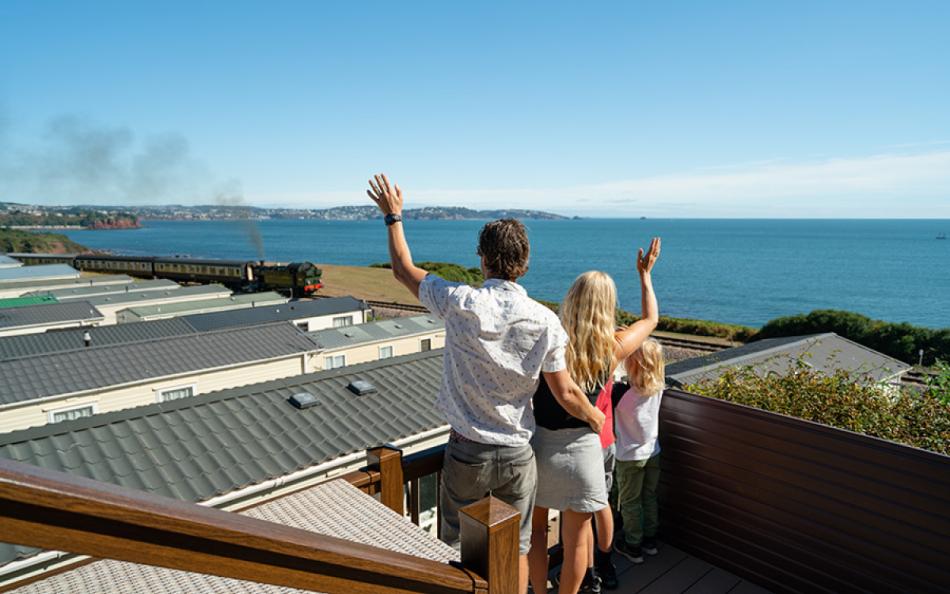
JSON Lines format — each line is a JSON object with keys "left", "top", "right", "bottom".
{"left": 136, "top": 205, "right": 570, "bottom": 221}
{"left": 2, "top": 201, "right": 568, "bottom": 223}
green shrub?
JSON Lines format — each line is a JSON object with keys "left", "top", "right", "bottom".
{"left": 756, "top": 309, "right": 949, "bottom": 365}
{"left": 687, "top": 360, "right": 950, "bottom": 455}
{"left": 0, "top": 228, "right": 88, "bottom": 253}
{"left": 926, "top": 360, "right": 950, "bottom": 405}
{"left": 371, "top": 261, "right": 484, "bottom": 285}
{"left": 614, "top": 308, "right": 756, "bottom": 341}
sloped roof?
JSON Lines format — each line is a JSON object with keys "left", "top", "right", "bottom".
{"left": 0, "top": 318, "right": 198, "bottom": 361}
{"left": 0, "top": 264, "right": 79, "bottom": 283}
{"left": 309, "top": 314, "right": 444, "bottom": 350}
{"left": 667, "top": 333, "right": 912, "bottom": 385}
{"left": 0, "top": 350, "right": 446, "bottom": 569}
{"left": 0, "top": 301, "right": 103, "bottom": 330}
{"left": 0, "top": 296, "right": 57, "bottom": 310}
{"left": 0, "top": 322, "right": 319, "bottom": 405}
{"left": 0, "top": 255, "right": 21, "bottom": 268}
{"left": 6, "top": 480, "right": 457, "bottom": 594}
{"left": 81, "top": 283, "right": 231, "bottom": 307}
{"left": 0, "top": 274, "right": 132, "bottom": 294}
{"left": 24, "top": 278, "right": 180, "bottom": 300}
{"left": 183, "top": 296, "right": 369, "bottom": 332}
{"left": 122, "top": 292, "right": 286, "bottom": 318}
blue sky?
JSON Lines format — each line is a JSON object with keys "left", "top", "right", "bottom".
{"left": 1, "top": 1, "right": 948, "bottom": 217}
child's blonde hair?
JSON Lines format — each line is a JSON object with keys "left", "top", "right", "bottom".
{"left": 626, "top": 338, "right": 665, "bottom": 395}
{"left": 560, "top": 271, "right": 617, "bottom": 393}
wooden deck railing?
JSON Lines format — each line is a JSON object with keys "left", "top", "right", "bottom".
{"left": 0, "top": 446, "right": 520, "bottom": 594}
{"left": 659, "top": 388, "right": 950, "bottom": 594}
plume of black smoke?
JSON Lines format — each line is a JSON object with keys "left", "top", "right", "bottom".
{"left": 214, "top": 179, "right": 266, "bottom": 261}
{"left": 1, "top": 113, "right": 267, "bottom": 260}
{"left": 1, "top": 114, "right": 205, "bottom": 203}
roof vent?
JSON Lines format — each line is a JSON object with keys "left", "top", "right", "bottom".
{"left": 288, "top": 392, "right": 320, "bottom": 409}
{"left": 347, "top": 380, "right": 377, "bottom": 396}
{"left": 393, "top": 323, "right": 403, "bottom": 329}
{"left": 343, "top": 331, "right": 353, "bottom": 338}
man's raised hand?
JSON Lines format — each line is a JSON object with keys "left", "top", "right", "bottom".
{"left": 367, "top": 173, "right": 404, "bottom": 216}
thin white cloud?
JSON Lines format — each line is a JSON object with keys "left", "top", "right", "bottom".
{"left": 287, "top": 149, "right": 950, "bottom": 217}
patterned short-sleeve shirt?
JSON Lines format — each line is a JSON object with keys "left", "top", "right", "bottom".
{"left": 419, "top": 275, "right": 568, "bottom": 446}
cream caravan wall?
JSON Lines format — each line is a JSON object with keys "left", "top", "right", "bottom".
{"left": 0, "top": 355, "right": 310, "bottom": 433}
{"left": 315, "top": 331, "right": 445, "bottom": 370}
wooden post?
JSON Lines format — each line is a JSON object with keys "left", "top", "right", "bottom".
{"left": 368, "top": 446, "right": 403, "bottom": 515}
{"left": 459, "top": 496, "right": 519, "bottom": 594}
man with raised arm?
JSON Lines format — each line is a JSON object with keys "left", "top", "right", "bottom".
{"left": 367, "top": 173, "right": 604, "bottom": 593}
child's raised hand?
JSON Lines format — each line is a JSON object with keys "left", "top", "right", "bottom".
{"left": 637, "top": 237, "right": 661, "bottom": 276}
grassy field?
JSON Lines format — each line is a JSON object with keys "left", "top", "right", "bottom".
{"left": 315, "top": 263, "right": 420, "bottom": 304}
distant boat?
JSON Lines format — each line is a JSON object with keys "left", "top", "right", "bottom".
{"left": 939, "top": 233, "right": 947, "bottom": 240}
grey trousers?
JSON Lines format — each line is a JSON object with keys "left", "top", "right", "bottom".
{"left": 439, "top": 438, "right": 537, "bottom": 554}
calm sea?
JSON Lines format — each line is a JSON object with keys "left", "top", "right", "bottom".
{"left": 64, "top": 219, "right": 950, "bottom": 329}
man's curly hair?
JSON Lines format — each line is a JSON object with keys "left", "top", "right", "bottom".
{"left": 477, "top": 219, "right": 530, "bottom": 280}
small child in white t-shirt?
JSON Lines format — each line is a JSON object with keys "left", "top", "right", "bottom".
{"left": 612, "top": 338, "right": 665, "bottom": 564}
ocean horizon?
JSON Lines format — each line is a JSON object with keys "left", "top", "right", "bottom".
{"left": 63, "top": 218, "right": 950, "bottom": 329}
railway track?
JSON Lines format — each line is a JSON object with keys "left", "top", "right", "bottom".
{"left": 653, "top": 334, "right": 731, "bottom": 353}
{"left": 363, "top": 298, "right": 736, "bottom": 354}
{"left": 902, "top": 369, "right": 936, "bottom": 388}
{"left": 323, "top": 296, "right": 941, "bottom": 389}
{"left": 364, "top": 299, "right": 430, "bottom": 314}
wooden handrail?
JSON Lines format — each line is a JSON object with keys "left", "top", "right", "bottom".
{"left": 0, "top": 457, "right": 487, "bottom": 594}
{"left": 403, "top": 444, "right": 446, "bottom": 481}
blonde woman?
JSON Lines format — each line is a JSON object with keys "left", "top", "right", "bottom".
{"left": 528, "top": 238, "right": 661, "bottom": 594}
{"left": 611, "top": 338, "right": 666, "bottom": 565}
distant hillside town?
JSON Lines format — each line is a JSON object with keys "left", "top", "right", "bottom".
{"left": 1, "top": 202, "right": 568, "bottom": 223}
{"left": 0, "top": 203, "right": 139, "bottom": 229}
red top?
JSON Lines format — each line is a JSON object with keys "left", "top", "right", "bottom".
{"left": 595, "top": 381, "right": 615, "bottom": 448}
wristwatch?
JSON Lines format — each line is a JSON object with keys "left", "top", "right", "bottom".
{"left": 384, "top": 213, "right": 403, "bottom": 226}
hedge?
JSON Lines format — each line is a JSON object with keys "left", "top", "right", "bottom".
{"left": 687, "top": 359, "right": 950, "bottom": 455}
{"left": 370, "top": 261, "right": 484, "bottom": 285}
{"left": 756, "top": 309, "right": 950, "bottom": 366}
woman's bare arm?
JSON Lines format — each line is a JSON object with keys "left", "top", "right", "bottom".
{"left": 614, "top": 237, "right": 661, "bottom": 361}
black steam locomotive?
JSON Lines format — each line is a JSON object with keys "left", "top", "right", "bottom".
{"left": 12, "top": 253, "right": 323, "bottom": 297}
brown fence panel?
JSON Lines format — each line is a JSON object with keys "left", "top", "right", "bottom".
{"left": 658, "top": 389, "right": 950, "bottom": 594}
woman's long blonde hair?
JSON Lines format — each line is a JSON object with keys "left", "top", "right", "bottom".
{"left": 561, "top": 271, "right": 617, "bottom": 393}
{"left": 626, "top": 338, "right": 665, "bottom": 395}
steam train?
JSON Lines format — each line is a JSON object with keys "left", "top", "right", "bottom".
{"left": 10, "top": 253, "right": 323, "bottom": 297}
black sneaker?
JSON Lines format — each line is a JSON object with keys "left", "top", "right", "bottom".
{"left": 580, "top": 571, "right": 602, "bottom": 594}
{"left": 614, "top": 538, "right": 644, "bottom": 564}
{"left": 642, "top": 537, "right": 658, "bottom": 556}
{"left": 596, "top": 561, "right": 618, "bottom": 590}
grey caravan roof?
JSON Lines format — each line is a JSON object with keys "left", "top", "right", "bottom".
{"left": 183, "top": 296, "right": 370, "bottom": 332}
{"left": 309, "top": 315, "right": 444, "bottom": 349}
{"left": 667, "top": 333, "right": 912, "bottom": 386}
{"left": 24, "top": 279, "right": 180, "bottom": 300}
{"left": 0, "top": 301, "right": 103, "bottom": 330}
{"left": 0, "top": 350, "right": 446, "bottom": 569}
{"left": 0, "top": 318, "right": 198, "bottom": 361}
{"left": 0, "top": 255, "right": 22, "bottom": 268}
{"left": 0, "top": 322, "right": 319, "bottom": 406}
{"left": 0, "top": 264, "right": 79, "bottom": 282}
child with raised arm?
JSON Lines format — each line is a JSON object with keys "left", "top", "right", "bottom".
{"left": 612, "top": 338, "right": 666, "bottom": 564}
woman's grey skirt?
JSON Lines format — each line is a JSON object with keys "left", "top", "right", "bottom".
{"left": 531, "top": 426, "right": 609, "bottom": 513}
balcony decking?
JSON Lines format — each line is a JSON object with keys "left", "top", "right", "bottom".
{"left": 611, "top": 540, "right": 771, "bottom": 594}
